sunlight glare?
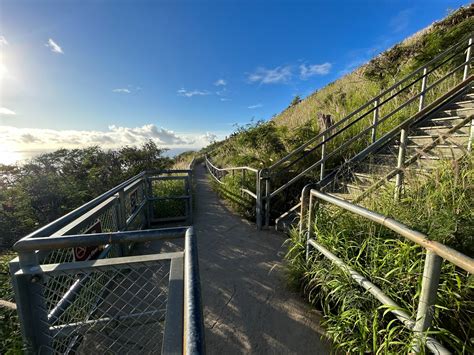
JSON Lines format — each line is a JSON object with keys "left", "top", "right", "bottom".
{"left": 0, "top": 143, "right": 21, "bottom": 165}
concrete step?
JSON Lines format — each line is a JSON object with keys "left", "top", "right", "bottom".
{"left": 356, "top": 160, "right": 433, "bottom": 176}
{"left": 407, "top": 134, "right": 470, "bottom": 146}
{"left": 413, "top": 124, "right": 470, "bottom": 136}
{"left": 445, "top": 100, "right": 474, "bottom": 110}
{"left": 438, "top": 106, "right": 474, "bottom": 118}
{"left": 393, "top": 144, "right": 467, "bottom": 159}
{"left": 423, "top": 116, "right": 468, "bottom": 126}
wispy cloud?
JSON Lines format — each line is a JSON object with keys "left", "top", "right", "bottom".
{"left": 390, "top": 9, "right": 412, "bottom": 33}
{"left": 248, "top": 103, "right": 262, "bottom": 109}
{"left": 220, "top": 98, "right": 231, "bottom": 102}
{"left": 247, "top": 65, "right": 292, "bottom": 84}
{"left": 112, "top": 88, "right": 131, "bottom": 94}
{"left": 0, "top": 36, "right": 8, "bottom": 46}
{"left": 45, "top": 38, "right": 64, "bottom": 54}
{"left": 299, "top": 62, "right": 332, "bottom": 79}
{"left": 177, "top": 88, "right": 211, "bottom": 97}
{"left": 0, "top": 107, "right": 16, "bottom": 116}
{"left": 214, "top": 79, "right": 227, "bottom": 86}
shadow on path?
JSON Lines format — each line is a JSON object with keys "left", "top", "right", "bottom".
{"left": 193, "top": 164, "right": 330, "bottom": 354}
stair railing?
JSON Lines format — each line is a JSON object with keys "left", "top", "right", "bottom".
{"left": 302, "top": 189, "right": 474, "bottom": 354}
{"left": 204, "top": 155, "right": 264, "bottom": 226}
{"left": 206, "top": 33, "right": 473, "bottom": 229}
{"left": 265, "top": 33, "right": 473, "bottom": 228}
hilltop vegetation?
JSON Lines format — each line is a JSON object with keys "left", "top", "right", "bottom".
{"left": 0, "top": 141, "right": 172, "bottom": 250}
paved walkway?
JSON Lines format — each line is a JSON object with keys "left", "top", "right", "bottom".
{"left": 193, "top": 164, "right": 330, "bottom": 354}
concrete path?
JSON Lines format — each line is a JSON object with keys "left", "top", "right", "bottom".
{"left": 193, "top": 164, "right": 330, "bottom": 354}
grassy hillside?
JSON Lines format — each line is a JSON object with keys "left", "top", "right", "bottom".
{"left": 206, "top": 5, "right": 473, "bottom": 170}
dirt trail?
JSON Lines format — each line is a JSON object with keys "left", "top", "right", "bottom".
{"left": 193, "top": 164, "right": 330, "bottom": 354}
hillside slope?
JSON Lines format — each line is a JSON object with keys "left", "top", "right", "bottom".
{"left": 272, "top": 5, "right": 474, "bottom": 129}
{"left": 205, "top": 5, "right": 473, "bottom": 170}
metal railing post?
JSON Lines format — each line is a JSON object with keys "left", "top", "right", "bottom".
{"left": 185, "top": 173, "right": 192, "bottom": 224}
{"left": 465, "top": 37, "right": 473, "bottom": 152}
{"left": 463, "top": 36, "right": 472, "bottom": 81}
{"left": 14, "top": 252, "right": 52, "bottom": 353}
{"left": 264, "top": 178, "right": 271, "bottom": 228}
{"left": 305, "top": 193, "right": 315, "bottom": 260}
{"left": 412, "top": 251, "right": 443, "bottom": 353}
{"left": 256, "top": 171, "right": 263, "bottom": 230}
{"left": 419, "top": 67, "right": 428, "bottom": 111}
{"left": 299, "top": 190, "right": 307, "bottom": 235}
{"left": 241, "top": 169, "right": 246, "bottom": 197}
{"left": 394, "top": 128, "right": 407, "bottom": 201}
{"left": 371, "top": 99, "right": 379, "bottom": 143}
{"left": 320, "top": 134, "right": 327, "bottom": 181}
{"left": 117, "top": 188, "right": 128, "bottom": 255}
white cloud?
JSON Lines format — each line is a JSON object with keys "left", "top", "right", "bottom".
{"left": 220, "top": 98, "right": 231, "bottom": 102}
{"left": 0, "top": 36, "right": 8, "bottom": 46}
{"left": 299, "top": 62, "right": 332, "bottom": 79}
{"left": 0, "top": 107, "right": 16, "bottom": 115}
{"left": 177, "top": 88, "right": 211, "bottom": 97}
{"left": 247, "top": 65, "right": 292, "bottom": 84}
{"left": 0, "top": 124, "right": 227, "bottom": 157}
{"left": 112, "top": 88, "right": 131, "bottom": 94}
{"left": 200, "top": 132, "right": 217, "bottom": 143}
{"left": 45, "top": 38, "right": 64, "bottom": 54}
{"left": 248, "top": 104, "right": 262, "bottom": 109}
{"left": 214, "top": 79, "right": 227, "bottom": 86}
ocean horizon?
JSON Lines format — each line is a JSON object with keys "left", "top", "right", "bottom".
{"left": 0, "top": 147, "right": 194, "bottom": 166}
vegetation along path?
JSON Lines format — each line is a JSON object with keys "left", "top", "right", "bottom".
{"left": 192, "top": 164, "right": 330, "bottom": 354}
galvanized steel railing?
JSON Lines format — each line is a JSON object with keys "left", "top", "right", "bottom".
{"left": 206, "top": 33, "right": 473, "bottom": 229}
{"left": 205, "top": 155, "right": 263, "bottom": 220}
{"left": 9, "top": 169, "right": 204, "bottom": 354}
{"left": 301, "top": 189, "right": 474, "bottom": 354}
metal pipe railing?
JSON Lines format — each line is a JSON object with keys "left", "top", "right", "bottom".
{"left": 184, "top": 227, "right": 205, "bottom": 354}
{"left": 302, "top": 189, "right": 473, "bottom": 353}
{"left": 268, "top": 34, "right": 473, "bottom": 172}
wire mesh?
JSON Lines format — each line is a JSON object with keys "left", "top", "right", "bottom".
{"left": 37, "top": 258, "right": 171, "bottom": 354}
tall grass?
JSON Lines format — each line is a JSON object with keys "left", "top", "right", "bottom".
{"left": 285, "top": 157, "right": 474, "bottom": 353}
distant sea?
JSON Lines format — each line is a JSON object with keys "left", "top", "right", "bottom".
{"left": 0, "top": 148, "right": 193, "bottom": 166}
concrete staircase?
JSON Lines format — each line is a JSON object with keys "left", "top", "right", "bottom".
{"left": 324, "top": 86, "right": 474, "bottom": 202}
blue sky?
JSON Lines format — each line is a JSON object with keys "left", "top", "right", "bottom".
{"left": 0, "top": 0, "right": 470, "bottom": 162}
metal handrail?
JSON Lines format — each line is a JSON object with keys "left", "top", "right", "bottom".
{"left": 205, "top": 155, "right": 258, "bottom": 173}
{"left": 184, "top": 227, "right": 205, "bottom": 354}
{"left": 205, "top": 33, "right": 472, "bottom": 229}
{"left": 309, "top": 190, "right": 474, "bottom": 273}
{"left": 205, "top": 155, "right": 259, "bottom": 201}
{"left": 304, "top": 189, "right": 473, "bottom": 353}
{"left": 268, "top": 33, "right": 473, "bottom": 172}
{"left": 20, "top": 171, "right": 146, "bottom": 240}
{"left": 270, "top": 73, "right": 474, "bottom": 199}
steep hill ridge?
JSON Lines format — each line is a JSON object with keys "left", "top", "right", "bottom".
{"left": 272, "top": 5, "right": 474, "bottom": 130}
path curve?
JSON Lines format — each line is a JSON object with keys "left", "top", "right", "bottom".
{"left": 193, "top": 164, "right": 330, "bottom": 354}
